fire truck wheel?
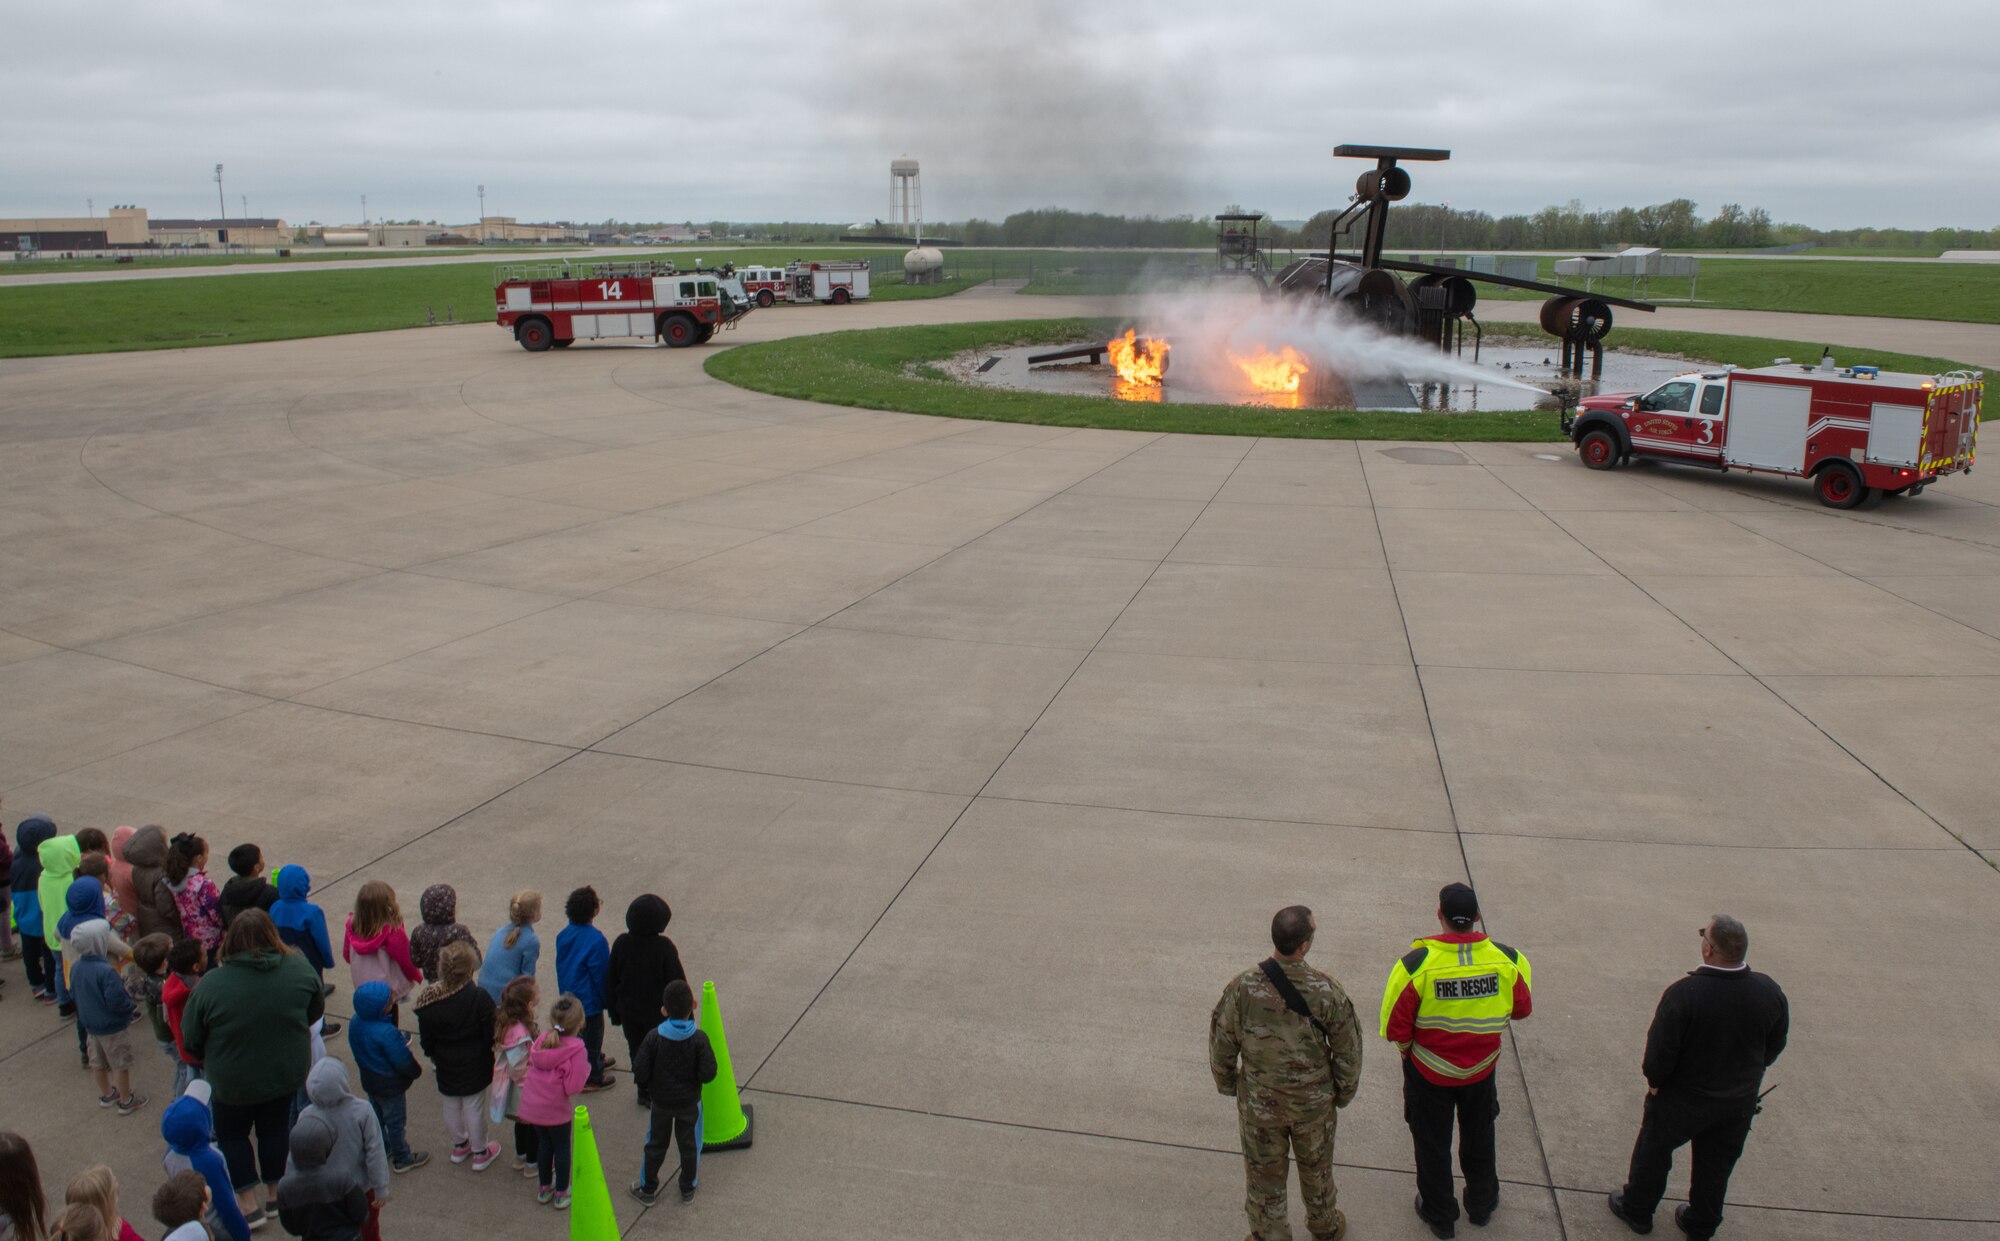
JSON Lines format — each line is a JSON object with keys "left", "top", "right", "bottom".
{"left": 1577, "top": 429, "right": 1620, "bottom": 471}
{"left": 756, "top": 290, "right": 775, "bottom": 308}
{"left": 1813, "top": 462, "right": 1868, "bottom": 509}
{"left": 516, "top": 319, "right": 554, "bottom": 352}
{"left": 831, "top": 288, "right": 851, "bottom": 305}
{"left": 660, "top": 315, "right": 697, "bottom": 348}
{"left": 693, "top": 323, "right": 715, "bottom": 344}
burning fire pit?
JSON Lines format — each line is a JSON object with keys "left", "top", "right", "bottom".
{"left": 975, "top": 330, "right": 1707, "bottom": 414}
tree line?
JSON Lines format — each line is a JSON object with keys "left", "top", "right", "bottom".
{"left": 715, "top": 205, "right": 1997, "bottom": 253}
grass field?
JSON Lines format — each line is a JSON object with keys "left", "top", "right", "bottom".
{"left": 939, "top": 250, "right": 2000, "bottom": 324}
{"left": 0, "top": 252, "right": 947, "bottom": 357}
{"left": 703, "top": 319, "right": 1983, "bottom": 442}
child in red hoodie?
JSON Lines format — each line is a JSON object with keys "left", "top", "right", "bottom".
{"left": 160, "top": 937, "right": 206, "bottom": 1098}
{"left": 342, "top": 880, "right": 422, "bottom": 1023}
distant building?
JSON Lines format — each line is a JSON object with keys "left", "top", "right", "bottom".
{"left": 0, "top": 206, "right": 150, "bottom": 252}
{"left": 461, "top": 216, "right": 584, "bottom": 243}
{"left": 150, "top": 217, "right": 290, "bottom": 248}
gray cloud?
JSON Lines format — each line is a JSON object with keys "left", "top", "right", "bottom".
{"left": 4, "top": 1, "right": 1995, "bottom": 229}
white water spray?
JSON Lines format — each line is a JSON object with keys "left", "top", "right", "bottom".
{"left": 1128, "top": 285, "right": 1544, "bottom": 399}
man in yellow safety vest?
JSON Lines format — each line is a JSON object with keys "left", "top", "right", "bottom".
{"left": 1379, "top": 883, "right": 1532, "bottom": 1239}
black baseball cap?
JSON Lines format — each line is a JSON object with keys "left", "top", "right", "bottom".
{"left": 1439, "top": 883, "right": 1479, "bottom": 929}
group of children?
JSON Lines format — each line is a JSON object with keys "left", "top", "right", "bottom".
{"left": 3, "top": 804, "right": 724, "bottom": 1239}
{"left": 0, "top": 1132, "right": 215, "bottom": 1241}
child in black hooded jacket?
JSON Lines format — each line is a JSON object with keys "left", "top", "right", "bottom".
{"left": 604, "top": 894, "right": 685, "bottom": 1103}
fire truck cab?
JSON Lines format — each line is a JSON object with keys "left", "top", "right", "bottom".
{"left": 736, "top": 266, "right": 791, "bottom": 308}
{"left": 1563, "top": 361, "right": 1982, "bottom": 507}
{"left": 493, "top": 260, "right": 750, "bottom": 351}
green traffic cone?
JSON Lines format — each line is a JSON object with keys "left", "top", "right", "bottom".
{"left": 569, "top": 1105, "right": 619, "bottom": 1241}
{"left": 697, "top": 979, "right": 753, "bottom": 1150}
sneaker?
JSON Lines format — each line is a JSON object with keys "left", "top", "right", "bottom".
{"left": 98, "top": 1090, "right": 120, "bottom": 1108}
{"left": 553, "top": 1192, "right": 571, "bottom": 1211}
{"left": 680, "top": 1186, "right": 695, "bottom": 1204}
{"left": 0, "top": 948, "right": 20, "bottom": 961}
{"left": 392, "top": 1151, "right": 431, "bottom": 1173}
{"left": 242, "top": 1206, "right": 267, "bottom": 1231}
{"left": 471, "top": 1142, "right": 502, "bottom": 1172}
{"left": 58, "top": 1004, "right": 76, "bottom": 1022}
{"left": 322, "top": 982, "right": 337, "bottom": 998}
{"left": 521, "top": 1162, "right": 540, "bottom": 1179}
{"left": 449, "top": 1141, "right": 473, "bottom": 1164}
{"left": 601, "top": 1056, "right": 617, "bottom": 1069}
{"left": 117, "top": 1093, "right": 149, "bottom": 1116}
{"left": 320, "top": 1020, "right": 342, "bottom": 1037}
{"left": 536, "top": 1187, "right": 553, "bottom": 1205}
{"left": 580, "top": 1077, "right": 616, "bottom": 1094}
{"left": 35, "top": 991, "right": 56, "bottom": 1005}
{"left": 629, "top": 1181, "right": 660, "bottom": 1207}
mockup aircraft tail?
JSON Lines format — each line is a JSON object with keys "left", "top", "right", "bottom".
{"left": 570, "top": 1105, "right": 619, "bottom": 1241}
{"left": 698, "top": 979, "right": 753, "bottom": 1150}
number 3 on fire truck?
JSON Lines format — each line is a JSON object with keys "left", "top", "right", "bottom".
{"left": 596, "top": 281, "right": 623, "bottom": 301}
{"left": 1697, "top": 421, "right": 1715, "bottom": 445}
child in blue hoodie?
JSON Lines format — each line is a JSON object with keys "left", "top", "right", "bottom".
{"left": 10, "top": 814, "right": 58, "bottom": 1002}
{"left": 69, "top": 919, "right": 147, "bottom": 1116}
{"left": 270, "top": 864, "right": 335, "bottom": 992}
{"left": 161, "top": 1080, "right": 252, "bottom": 1241}
{"left": 628, "top": 980, "right": 717, "bottom": 1206}
{"left": 345, "top": 980, "right": 432, "bottom": 1174}
{"left": 555, "top": 886, "right": 614, "bottom": 1091}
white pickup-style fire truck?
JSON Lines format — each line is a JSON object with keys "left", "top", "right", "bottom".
{"left": 1563, "top": 360, "right": 1982, "bottom": 507}
{"left": 493, "top": 261, "right": 751, "bottom": 351}
{"left": 788, "top": 259, "right": 871, "bottom": 305}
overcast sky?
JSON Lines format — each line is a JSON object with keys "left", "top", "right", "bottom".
{"left": 6, "top": 1, "right": 1996, "bottom": 230}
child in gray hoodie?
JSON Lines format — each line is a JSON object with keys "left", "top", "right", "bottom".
{"left": 289, "top": 1059, "right": 390, "bottom": 1231}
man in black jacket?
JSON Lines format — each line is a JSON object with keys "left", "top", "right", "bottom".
{"left": 1608, "top": 914, "right": 1788, "bottom": 1239}
{"left": 630, "top": 979, "right": 718, "bottom": 1206}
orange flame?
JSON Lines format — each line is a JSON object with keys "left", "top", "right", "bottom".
{"left": 1107, "top": 329, "right": 1168, "bottom": 386}
{"left": 1230, "top": 345, "right": 1310, "bottom": 394}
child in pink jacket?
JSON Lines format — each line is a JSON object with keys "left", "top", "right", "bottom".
{"left": 516, "top": 995, "right": 590, "bottom": 1210}
{"left": 342, "top": 880, "right": 422, "bottom": 1019}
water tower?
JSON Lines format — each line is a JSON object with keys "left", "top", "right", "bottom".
{"left": 890, "top": 157, "right": 922, "bottom": 239}
{"left": 892, "top": 156, "right": 945, "bottom": 285}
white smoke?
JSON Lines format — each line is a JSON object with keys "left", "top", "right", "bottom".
{"left": 1128, "top": 284, "right": 1545, "bottom": 398}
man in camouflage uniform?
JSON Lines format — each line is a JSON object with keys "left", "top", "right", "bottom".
{"left": 1210, "top": 905, "right": 1364, "bottom": 1241}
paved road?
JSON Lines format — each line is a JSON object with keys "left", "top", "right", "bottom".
{"left": 1, "top": 302, "right": 1995, "bottom": 1240}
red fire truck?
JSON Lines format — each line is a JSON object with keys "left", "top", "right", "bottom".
{"left": 736, "top": 266, "right": 791, "bottom": 308}
{"left": 493, "top": 261, "right": 751, "bottom": 351}
{"left": 788, "top": 259, "right": 871, "bottom": 304}
{"left": 1562, "top": 360, "right": 1982, "bottom": 507}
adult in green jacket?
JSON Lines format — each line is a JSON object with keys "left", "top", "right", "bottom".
{"left": 182, "top": 909, "right": 326, "bottom": 1226}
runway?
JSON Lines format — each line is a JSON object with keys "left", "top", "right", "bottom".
{"left": 0, "top": 300, "right": 1994, "bottom": 1239}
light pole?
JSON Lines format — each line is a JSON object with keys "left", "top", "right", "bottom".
{"left": 86, "top": 197, "right": 93, "bottom": 218}
{"left": 360, "top": 194, "right": 367, "bottom": 226}
{"left": 215, "top": 164, "right": 226, "bottom": 238}
{"left": 478, "top": 185, "right": 486, "bottom": 241}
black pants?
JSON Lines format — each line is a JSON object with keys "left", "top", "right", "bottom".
{"left": 535, "top": 1120, "right": 574, "bottom": 1192}
{"left": 514, "top": 1119, "right": 536, "bottom": 1160}
{"left": 20, "top": 933, "right": 53, "bottom": 993}
{"left": 213, "top": 1093, "right": 297, "bottom": 1190}
{"left": 1620, "top": 1090, "right": 1756, "bottom": 1240}
{"left": 1403, "top": 1057, "right": 1500, "bottom": 1227}
{"left": 582, "top": 1011, "right": 609, "bottom": 1084}
{"left": 641, "top": 1102, "right": 700, "bottom": 1194}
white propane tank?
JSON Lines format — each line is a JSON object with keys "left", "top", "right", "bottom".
{"left": 904, "top": 247, "right": 945, "bottom": 284}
